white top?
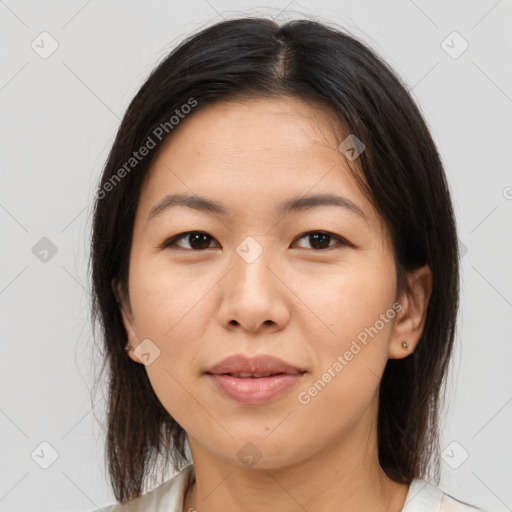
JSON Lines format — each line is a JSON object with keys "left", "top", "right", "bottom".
{"left": 91, "top": 463, "right": 484, "bottom": 511}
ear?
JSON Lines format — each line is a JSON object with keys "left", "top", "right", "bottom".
{"left": 111, "top": 278, "right": 142, "bottom": 364}
{"left": 388, "top": 265, "right": 432, "bottom": 359}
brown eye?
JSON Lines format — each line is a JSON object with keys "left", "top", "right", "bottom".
{"left": 161, "top": 230, "right": 349, "bottom": 252}
{"left": 163, "top": 231, "right": 218, "bottom": 250}
{"left": 293, "top": 231, "right": 348, "bottom": 250}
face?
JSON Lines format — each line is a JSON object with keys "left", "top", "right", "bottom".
{"left": 117, "top": 96, "right": 431, "bottom": 470}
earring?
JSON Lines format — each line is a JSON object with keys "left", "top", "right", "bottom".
{"left": 401, "top": 341, "right": 410, "bottom": 349}
{"left": 125, "top": 330, "right": 137, "bottom": 352}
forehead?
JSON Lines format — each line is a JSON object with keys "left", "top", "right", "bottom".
{"left": 165, "top": 96, "right": 346, "bottom": 163}
{"left": 136, "top": 96, "right": 380, "bottom": 229}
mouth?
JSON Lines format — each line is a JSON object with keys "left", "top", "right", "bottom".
{"left": 207, "top": 371, "right": 304, "bottom": 378}
{"left": 205, "top": 371, "right": 307, "bottom": 405}
{"left": 206, "top": 354, "right": 306, "bottom": 376}
{"left": 205, "top": 354, "right": 307, "bottom": 405}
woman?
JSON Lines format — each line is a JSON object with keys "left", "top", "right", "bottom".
{"left": 89, "top": 16, "right": 483, "bottom": 512}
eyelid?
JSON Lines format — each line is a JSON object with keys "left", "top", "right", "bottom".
{"left": 292, "top": 230, "right": 353, "bottom": 248}
{"left": 159, "top": 230, "right": 353, "bottom": 251}
{"left": 158, "top": 231, "right": 219, "bottom": 250}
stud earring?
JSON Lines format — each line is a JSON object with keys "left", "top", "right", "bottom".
{"left": 125, "top": 331, "right": 136, "bottom": 351}
{"left": 401, "top": 341, "right": 410, "bottom": 349}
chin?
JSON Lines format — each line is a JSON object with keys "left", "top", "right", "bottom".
{"left": 215, "top": 432, "right": 314, "bottom": 470}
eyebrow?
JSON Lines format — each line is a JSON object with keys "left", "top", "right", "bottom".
{"left": 147, "top": 192, "right": 367, "bottom": 222}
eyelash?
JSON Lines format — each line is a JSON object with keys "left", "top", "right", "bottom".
{"left": 160, "top": 230, "right": 352, "bottom": 251}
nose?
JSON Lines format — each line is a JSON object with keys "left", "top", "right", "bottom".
{"left": 215, "top": 241, "right": 291, "bottom": 335}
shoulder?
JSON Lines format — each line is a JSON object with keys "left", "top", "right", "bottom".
{"left": 403, "top": 479, "right": 486, "bottom": 512}
{"left": 88, "top": 463, "right": 195, "bottom": 512}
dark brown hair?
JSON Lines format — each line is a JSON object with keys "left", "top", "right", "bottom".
{"left": 90, "top": 16, "right": 459, "bottom": 504}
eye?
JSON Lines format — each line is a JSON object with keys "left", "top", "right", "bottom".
{"left": 292, "top": 231, "right": 350, "bottom": 250}
{"left": 161, "top": 230, "right": 350, "bottom": 251}
{"left": 161, "top": 231, "right": 219, "bottom": 251}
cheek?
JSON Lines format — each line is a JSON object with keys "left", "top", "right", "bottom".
{"left": 129, "top": 257, "right": 208, "bottom": 340}
{"left": 127, "top": 261, "right": 208, "bottom": 429}
{"left": 127, "top": 258, "right": 212, "bottom": 402}
{"left": 304, "top": 261, "right": 397, "bottom": 350}
{"left": 296, "top": 261, "right": 398, "bottom": 408}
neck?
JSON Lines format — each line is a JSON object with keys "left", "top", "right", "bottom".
{"left": 183, "top": 408, "right": 410, "bottom": 512}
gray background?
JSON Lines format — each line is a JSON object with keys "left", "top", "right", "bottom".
{"left": 1, "top": 1, "right": 511, "bottom": 511}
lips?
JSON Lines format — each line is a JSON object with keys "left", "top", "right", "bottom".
{"left": 205, "top": 354, "right": 307, "bottom": 405}
{"left": 224, "top": 372, "right": 281, "bottom": 378}
{"left": 205, "top": 354, "right": 306, "bottom": 376}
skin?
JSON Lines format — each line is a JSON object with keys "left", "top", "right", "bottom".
{"left": 116, "top": 96, "right": 432, "bottom": 512}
